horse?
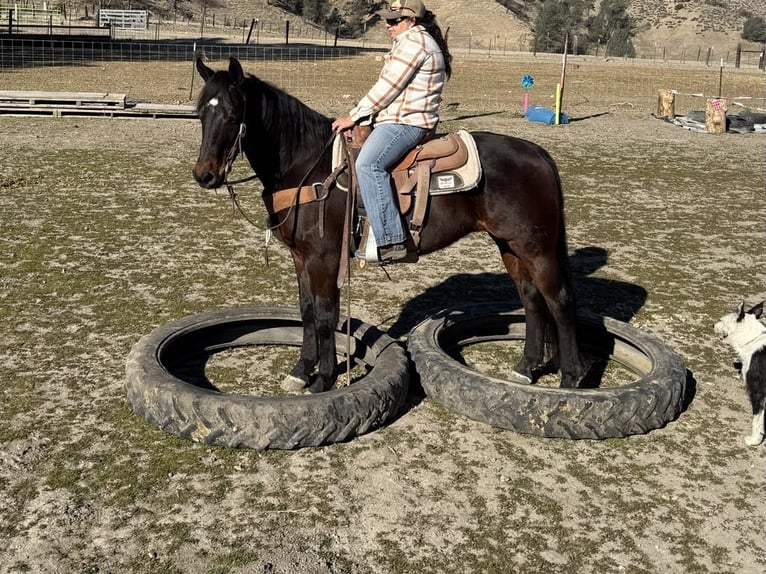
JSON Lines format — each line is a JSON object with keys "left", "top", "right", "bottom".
{"left": 192, "top": 57, "right": 586, "bottom": 393}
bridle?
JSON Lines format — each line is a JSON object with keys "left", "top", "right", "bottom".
{"left": 221, "top": 120, "right": 261, "bottom": 228}
{"left": 223, "top": 122, "right": 253, "bottom": 185}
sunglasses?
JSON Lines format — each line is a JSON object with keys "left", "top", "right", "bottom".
{"left": 385, "top": 16, "right": 409, "bottom": 26}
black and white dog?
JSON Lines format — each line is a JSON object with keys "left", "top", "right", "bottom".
{"left": 714, "top": 301, "right": 766, "bottom": 446}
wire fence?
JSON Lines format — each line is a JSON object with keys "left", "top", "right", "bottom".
{"left": 0, "top": 37, "right": 366, "bottom": 67}
{"left": 1, "top": 6, "right": 765, "bottom": 69}
{"left": 1, "top": 38, "right": 764, "bottom": 115}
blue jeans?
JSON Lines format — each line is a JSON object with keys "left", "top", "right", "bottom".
{"left": 355, "top": 123, "right": 427, "bottom": 246}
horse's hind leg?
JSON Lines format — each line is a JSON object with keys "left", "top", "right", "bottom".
{"left": 498, "top": 249, "right": 548, "bottom": 383}
{"left": 526, "top": 254, "right": 586, "bottom": 388}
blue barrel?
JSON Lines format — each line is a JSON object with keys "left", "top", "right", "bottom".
{"left": 525, "top": 105, "right": 569, "bottom": 124}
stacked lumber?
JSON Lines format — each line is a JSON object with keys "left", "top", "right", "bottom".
{"left": 0, "top": 90, "right": 195, "bottom": 119}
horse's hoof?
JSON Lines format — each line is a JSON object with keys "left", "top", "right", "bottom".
{"left": 281, "top": 375, "right": 307, "bottom": 392}
{"left": 559, "top": 375, "right": 581, "bottom": 389}
{"left": 744, "top": 433, "right": 764, "bottom": 447}
{"left": 507, "top": 370, "right": 533, "bottom": 385}
{"left": 307, "top": 380, "right": 331, "bottom": 394}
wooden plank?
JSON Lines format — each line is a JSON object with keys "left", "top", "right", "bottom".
{"left": 0, "top": 102, "right": 196, "bottom": 119}
{"left": 0, "top": 101, "right": 131, "bottom": 110}
{"left": 132, "top": 102, "right": 196, "bottom": 115}
{"left": 0, "top": 90, "right": 126, "bottom": 107}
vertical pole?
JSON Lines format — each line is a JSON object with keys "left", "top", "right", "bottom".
{"left": 718, "top": 59, "right": 723, "bottom": 98}
{"left": 556, "top": 33, "right": 568, "bottom": 125}
{"left": 246, "top": 18, "right": 254, "bottom": 44}
{"left": 189, "top": 42, "right": 196, "bottom": 101}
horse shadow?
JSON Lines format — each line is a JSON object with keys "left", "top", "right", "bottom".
{"left": 388, "top": 245, "right": 648, "bottom": 339}
{"left": 385, "top": 245, "right": 687, "bottom": 409}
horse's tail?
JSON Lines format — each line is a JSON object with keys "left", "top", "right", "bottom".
{"left": 540, "top": 147, "right": 575, "bottom": 291}
{"left": 542, "top": 148, "right": 577, "bottom": 366}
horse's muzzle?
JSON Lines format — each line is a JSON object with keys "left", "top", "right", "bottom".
{"left": 192, "top": 161, "right": 225, "bottom": 189}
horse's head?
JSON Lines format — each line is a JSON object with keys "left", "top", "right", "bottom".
{"left": 192, "top": 57, "right": 247, "bottom": 189}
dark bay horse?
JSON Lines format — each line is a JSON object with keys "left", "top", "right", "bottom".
{"left": 192, "top": 57, "right": 586, "bottom": 393}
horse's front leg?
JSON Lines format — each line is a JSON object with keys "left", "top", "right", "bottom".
{"left": 306, "top": 273, "right": 340, "bottom": 394}
{"left": 281, "top": 263, "right": 320, "bottom": 391}
{"left": 283, "top": 251, "right": 340, "bottom": 393}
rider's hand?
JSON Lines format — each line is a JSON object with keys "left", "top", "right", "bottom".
{"left": 331, "top": 115, "right": 356, "bottom": 133}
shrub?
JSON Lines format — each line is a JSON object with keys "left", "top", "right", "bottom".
{"left": 742, "top": 16, "right": 766, "bottom": 42}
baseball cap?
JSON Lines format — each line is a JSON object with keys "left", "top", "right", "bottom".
{"left": 376, "top": 0, "right": 425, "bottom": 19}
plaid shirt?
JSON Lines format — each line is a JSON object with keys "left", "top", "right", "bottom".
{"left": 350, "top": 25, "right": 445, "bottom": 129}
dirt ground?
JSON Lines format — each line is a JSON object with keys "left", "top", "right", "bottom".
{"left": 0, "top": 59, "right": 765, "bottom": 574}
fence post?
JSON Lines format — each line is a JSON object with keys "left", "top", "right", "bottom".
{"left": 735, "top": 43, "right": 741, "bottom": 68}
{"left": 284, "top": 19, "right": 289, "bottom": 45}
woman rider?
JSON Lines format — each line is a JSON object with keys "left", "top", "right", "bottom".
{"left": 331, "top": 0, "right": 452, "bottom": 263}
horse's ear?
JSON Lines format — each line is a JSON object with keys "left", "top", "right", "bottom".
{"left": 229, "top": 57, "right": 246, "bottom": 87}
{"left": 196, "top": 57, "right": 214, "bottom": 82}
{"left": 749, "top": 300, "right": 764, "bottom": 319}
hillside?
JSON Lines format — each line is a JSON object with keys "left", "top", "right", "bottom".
{"left": 217, "top": 0, "right": 764, "bottom": 56}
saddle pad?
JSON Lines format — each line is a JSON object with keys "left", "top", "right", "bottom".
{"left": 428, "top": 130, "right": 481, "bottom": 195}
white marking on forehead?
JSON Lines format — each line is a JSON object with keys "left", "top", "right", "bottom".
{"left": 208, "top": 97, "right": 219, "bottom": 107}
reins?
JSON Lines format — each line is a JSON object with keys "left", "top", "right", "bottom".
{"left": 222, "top": 118, "right": 341, "bottom": 234}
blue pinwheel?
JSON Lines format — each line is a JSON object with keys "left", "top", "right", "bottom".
{"left": 521, "top": 75, "right": 535, "bottom": 89}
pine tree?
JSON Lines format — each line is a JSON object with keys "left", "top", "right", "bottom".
{"left": 585, "top": 0, "right": 636, "bottom": 57}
